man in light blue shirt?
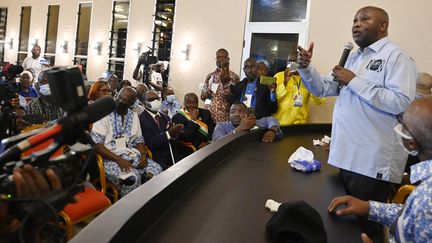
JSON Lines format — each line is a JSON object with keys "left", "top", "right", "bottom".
{"left": 328, "top": 96, "right": 432, "bottom": 243}
{"left": 297, "top": 6, "right": 417, "bottom": 242}
{"left": 212, "top": 102, "right": 282, "bottom": 143}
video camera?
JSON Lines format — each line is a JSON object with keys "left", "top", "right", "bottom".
{"left": 139, "top": 47, "right": 158, "bottom": 85}
{"left": 0, "top": 63, "right": 24, "bottom": 138}
{"left": 0, "top": 66, "right": 115, "bottom": 241}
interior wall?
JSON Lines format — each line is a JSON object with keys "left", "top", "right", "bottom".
{"left": 0, "top": 0, "right": 155, "bottom": 82}
{"left": 1, "top": 0, "right": 431, "bottom": 123}
{"left": 168, "top": 0, "right": 249, "bottom": 103}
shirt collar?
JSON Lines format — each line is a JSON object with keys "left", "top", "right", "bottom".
{"left": 410, "top": 159, "right": 432, "bottom": 184}
{"left": 146, "top": 109, "right": 160, "bottom": 119}
{"left": 357, "top": 37, "right": 390, "bottom": 54}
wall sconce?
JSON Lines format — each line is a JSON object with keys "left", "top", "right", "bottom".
{"left": 133, "top": 42, "right": 142, "bottom": 57}
{"left": 93, "top": 42, "right": 102, "bottom": 55}
{"left": 180, "top": 44, "right": 190, "bottom": 61}
{"left": 59, "top": 40, "right": 68, "bottom": 53}
{"left": 5, "top": 38, "right": 13, "bottom": 49}
{"left": 30, "top": 38, "right": 39, "bottom": 46}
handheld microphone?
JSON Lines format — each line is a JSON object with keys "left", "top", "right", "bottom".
{"left": 0, "top": 97, "right": 116, "bottom": 163}
{"left": 338, "top": 42, "right": 354, "bottom": 67}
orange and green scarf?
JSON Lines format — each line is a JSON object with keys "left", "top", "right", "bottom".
{"left": 178, "top": 108, "right": 209, "bottom": 138}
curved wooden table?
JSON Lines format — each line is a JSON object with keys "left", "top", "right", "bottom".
{"left": 72, "top": 124, "right": 361, "bottom": 243}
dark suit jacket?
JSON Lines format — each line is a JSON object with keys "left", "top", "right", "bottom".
{"left": 171, "top": 108, "right": 215, "bottom": 155}
{"left": 139, "top": 109, "right": 178, "bottom": 170}
{"left": 230, "top": 78, "right": 278, "bottom": 119}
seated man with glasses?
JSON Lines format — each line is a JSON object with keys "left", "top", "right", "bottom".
{"left": 92, "top": 87, "right": 162, "bottom": 196}
{"left": 230, "top": 57, "right": 278, "bottom": 119}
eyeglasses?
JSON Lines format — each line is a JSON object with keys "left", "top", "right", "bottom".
{"left": 99, "top": 88, "right": 111, "bottom": 93}
{"left": 393, "top": 123, "right": 413, "bottom": 140}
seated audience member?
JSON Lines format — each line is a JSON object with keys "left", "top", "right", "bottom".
{"left": 328, "top": 96, "right": 432, "bottom": 243}
{"left": 87, "top": 79, "right": 111, "bottom": 102}
{"left": 135, "top": 83, "right": 148, "bottom": 103}
{"left": 18, "top": 71, "right": 38, "bottom": 100}
{"left": 120, "top": 80, "right": 132, "bottom": 89}
{"left": 213, "top": 102, "right": 282, "bottom": 143}
{"left": 107, "top": 73, "right": 120, "bottom": 96}
{"left": 91, "top": 87, "right": 162, "bottom": 196}
{"left": 415, "top": 72, "right": 432, "bottom": 97}
{"left": 28, "top": 72, "right": 63, "bottom": 123}
{"left": 25, "top": 68, "right": 37, "bottom": 85}
{"left": 172, "top": 93, "right": 215, "bottom": 156}
{"left": 230, "top": 58, "right": 277, "bottom": 119}
{"left": 139, "top": 91, "right": 183, "bottom": 169}
{"left": 160, "top": 86, "right": 181, "bottom": 118}
{"left": 273, "top": 52, "right": 325, "bottom": 125}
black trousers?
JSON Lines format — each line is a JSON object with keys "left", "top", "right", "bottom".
{"left": 339, "top": 169, "right": 397, "bottom": 243}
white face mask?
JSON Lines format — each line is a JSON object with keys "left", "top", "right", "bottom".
{"left": 147, "top": 100, "right": 161, "bottom": 112}
{"left": 393, "top": 123, "right": 419, "bottom": 156}
{"left": 39, "top": 84, "right": 51, "bottom": 96}
{"left": 166, "top": 95, "right": 176, "bottom": 104}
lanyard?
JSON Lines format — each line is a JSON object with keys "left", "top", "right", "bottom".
{"left": 114, "top": 112, "right": 129, "bottom": 137}
{"left": 295, "top": 78, "right": 301, "bottom": 95}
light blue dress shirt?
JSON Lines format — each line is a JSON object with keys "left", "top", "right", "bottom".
{"left": 298, "top": 37, "right": 417, "bottom": 183}
{"left": 368, "top": 159, "right": 432, "bottom": 243}
{"left": 212, "top": 116, "right": 282, "bottom": 142}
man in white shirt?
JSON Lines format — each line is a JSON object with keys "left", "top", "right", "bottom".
{"left": 22, "top": 45, "right": 49, "bottom": 79}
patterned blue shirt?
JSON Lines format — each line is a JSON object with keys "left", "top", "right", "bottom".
{"left": 160, "top": 99, "right": 182, "bottom": 118}
{"left": 368, "top": 159, "right": 432, "bottom": 243}
{"left": 212, "top": 116, "right": 282, "bottom": 142}
{"left": 298, "top": 37, "right": 417, "bottom": 183}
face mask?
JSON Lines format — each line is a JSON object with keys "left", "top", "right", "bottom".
{"left": 147, "top": 100, "right": 161, "bottom": 112}
{"left": 166, "top": 95, "right": 176, "bottom": 104}
{"left": 116, "top": 101, "right": 129, "bottom": 115}
{"left": 393, "top": 123, "right": 419, "bottom": 156}
{"left": 39, "top": 84, "right": 51, "bottom": 96}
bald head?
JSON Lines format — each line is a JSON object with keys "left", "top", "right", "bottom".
{"left": 359, "top": 6, "right": 389, "bottom": 23}
{"left": 118, "top": 86, "right": 137, "bottom": 101}
{"left": 403, "top": 96, "right": 432, "bottom": 157}
{"left": 416, "top": 73, "right": 432, "bottom": 96}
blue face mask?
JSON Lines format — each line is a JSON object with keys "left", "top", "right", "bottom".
{"left": 39, "top": 84, "right": 51, "bottom": 96}
{"left": 166, "top": 95, "right": 176, "bottom": 104}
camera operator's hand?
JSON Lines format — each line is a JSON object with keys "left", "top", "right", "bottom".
{"left": 0, "top": 165, "right": 63, "bottom": 238}
{"left": 116, "top": 158, "right": 132, "bottom": 172}
{"left": 137, "top": 53, "right": 146, "bottom": 66}
{"left": 168, "top": 123, "right": 183, "bottom": 138}
{"left": 14, "top": 164, "right": 61, "bottom": 197}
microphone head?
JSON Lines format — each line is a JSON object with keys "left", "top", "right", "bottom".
{"left": 344, "top": 42, "right": 354, "bottom": 51}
